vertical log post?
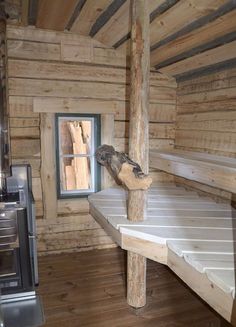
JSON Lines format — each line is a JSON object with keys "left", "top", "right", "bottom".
{"left": 127, "top": 0, "right": 150, "bottom": 308}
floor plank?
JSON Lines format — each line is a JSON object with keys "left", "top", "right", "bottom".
{"left": 37, "top": 247, "right": 227, "bottom": 326}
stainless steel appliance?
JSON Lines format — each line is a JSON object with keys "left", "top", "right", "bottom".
{"left": 0, "top": 164, "right": 38, "bottom": 301}
{"left": 0, "top": 165, "right": 44, "bottom": 326}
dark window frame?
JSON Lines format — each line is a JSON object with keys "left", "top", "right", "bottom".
{"left": 55, "top": 113, "right": 101, "bottom": 199}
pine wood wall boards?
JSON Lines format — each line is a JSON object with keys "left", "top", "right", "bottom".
{"left": 175, "top": 67, "right": 236, "bottom": 200}
{"left": 6, "top": 25, "right": 177, "bottom": 255}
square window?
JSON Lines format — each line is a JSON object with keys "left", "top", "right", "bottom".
{"left": 55, "top": 114, "right": 101, "bottom": 198}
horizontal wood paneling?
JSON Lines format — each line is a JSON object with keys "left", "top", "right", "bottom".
{"left": 9, "top": 96, "right": 38, "bottom": 117}
{"left": 57, "top": 198, "right": 90, "bottom": 215}
{"left": 33, "top": 97, "right": 117, "bottom": 114}
{"left": 7, "top": 25, "right": 106, "bottom": 46}
{"left": 175, "top": 67, "right": 236, "bottom": 199}
{"left": 114, "top": 102, "right": 176, "bottom": 122}
{"left": 8, "top": 59, "right": 176, "bottom": 87}
{"left": 8, "top": 40, "right": 61, "bottom": 61}
{"left": 9, "top": 78, "right": 176, "bottom": 103}
{"left": 150, "top": 150, "right": 236, "bottom": 193}
{"left": 6, "top": 26, "right": 177, "bottom": 254}
{"left": 10, "top": 117, "right": 40, "bottom": 127}
{"left": 115, "top": 138, "right": 175, "bottom": 153}
{"left": 10, "top": 126, "right": 39, "bottom": 138}
{"left": 175, "top": 130, "right": 236, "bottom": 154}
{"left": 36, "top": 214, "right": 100, "bottom": 234}
{"left": 37, "top": 228, "right": 114, "bottom": 253}
{"left": 114, "top": 122, "right": 175, "bottom": 139}
{"left": 11, "top": 139, "right": 40, "bottom": 158}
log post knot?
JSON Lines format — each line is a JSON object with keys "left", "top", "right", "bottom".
{"left": 95, "top": 144, "right": 152, "bottom": 190}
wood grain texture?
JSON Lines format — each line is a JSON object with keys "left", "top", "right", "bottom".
{"left": 128, "top": 0, "right": 150, "bottom": 221}
{"left": 149, "top": 149, "right": 236, "bottom": 192}
{"left": 40, "top": 113, "right": 57, "bottom": 220}
{"left": 33, "top": 97, "right": 117, "bottom": 114}
{"left": 36, "top": 0, "right": 79, "bottom": 31}
{"left": 127, "top": 251, "right": 146, "bottom": 308}
{"left": 160, "top": 41, "right": 236, "bottom": 76}
{"left": 175, "top": 66, "right": 236, "bottom": 201}
{"left": 9, "top": 78, "right": 175, "bottom": 103}
{"left": 151, "top": 9, "right": 236, "bottom": 66}
{"left": 8, "top": 40, "right": 61, "bottom": 61}
{"left": 150, "top": 0, "right": 227, "bottom": 47}
{"left": 176, "top": 68, "right": 236, "bottom": 155}
{"left": 119, "top": 0, "right": 228, "bottom": 55}
{"left": 93, "top": 0, "right": 164, "bottom": 47}
{"left": 6, "top": 25, "right": 106, "bottom": 46}
{"left": 89, "top": 185, "right": 234, "bottom": 322}
{"left": 127, "top": 0, "right": 150, "bottom": 309}
{"left": 20, "top": 0, "right": 29, "bottom": 26}
{"left": 101, "top": 114, "right": 115, "bottom": 189}
{"left": 6, "top": 25, "right": 177, "bottom": 256}
{"left": 8, "top": 59, "right": 176, "bottom": 87}
{"left": 71, "top": 0, "right": 113, "bottom": 35}
{"left": 115, "top": 121, "right": 175, "bottom": 139}
{"left": 37, "top": 248, "right": 221, "bottom": 326}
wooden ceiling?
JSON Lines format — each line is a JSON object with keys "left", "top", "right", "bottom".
{"left": 6, "top": 0, "right": 236, "bottom": 80}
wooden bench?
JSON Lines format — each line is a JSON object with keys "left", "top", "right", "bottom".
{"left": 89, "top": 185, "right": 236, "bottom": 324}
{"left": 149, "top": 149, "right": 236, "bottom": 193}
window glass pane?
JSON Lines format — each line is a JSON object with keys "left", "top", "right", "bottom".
{"left": 59, "top": 119, "right": 92, "bottom": 155}
{"left": 60, "top": 156, "right": 92, "bottom": 192}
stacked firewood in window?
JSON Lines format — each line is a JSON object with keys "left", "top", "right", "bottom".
{"left": 60, "top": 120, "right": 91, "bottom": 191}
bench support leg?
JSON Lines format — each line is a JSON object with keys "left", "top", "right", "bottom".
{"left": 127, "top": 0, "right": 150, "bottom": 309}
{"left": 127, "top": 251, "right": 146, "bottom": 308}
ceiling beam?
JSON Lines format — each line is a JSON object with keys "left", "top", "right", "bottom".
{"left": 93, "top": 0, "right": 164, "bottom": 47}
{"left": 114, "top": 0, "right": 177, "bottom": 49}
{"left": 176, "top": 58, "right": 236, "bottom": 82}
{"left": 150, "top": 0, "right": 228, "bottom": 47}
{"left": 151, "top": 0, "right": 236, "bottom": 51}
{"left": 158, "top": 40, "right": 236, "bottom": 76}
{"left": 70, "top": 0, "right": 113, "bottom": 35}
{"left": 90, "top": 0, "right": 126, "bottom": 37}
{"left": 117, "top": 0, "right": 228, "bottom": 54}
{"left": 65, "top": 0, "right": 86, "bottom": 30}
{"left": 151, "top": 8, "right": 236, "bottom": 67}
{"left": 155, "top": 31, "right": 236, "bottom": 70}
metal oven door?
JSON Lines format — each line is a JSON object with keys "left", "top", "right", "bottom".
{"left": 0, "top": 248, "right": 22, "bottom": 292}
{"left": 0, "top": 248, "right": 18, "bottom": 278}
{"left": 0, "top": 209, "right": 18, "bottom": 248}
{"left": 0, "top": 209, "right": 22, "bottom": 293}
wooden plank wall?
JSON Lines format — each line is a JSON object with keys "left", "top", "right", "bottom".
{"left": 6, "top": 25, "right": 177, "bottom": 255}
{"left": 175, "top": 68, "right": 236, "bottom": 200}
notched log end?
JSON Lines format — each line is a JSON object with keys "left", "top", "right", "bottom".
{"left": 95, "top": 144, "right": 152, "bottom": 191}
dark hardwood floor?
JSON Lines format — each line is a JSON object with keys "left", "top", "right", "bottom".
{"left": 37, "top": 247, "right": 230, "bottom": 326}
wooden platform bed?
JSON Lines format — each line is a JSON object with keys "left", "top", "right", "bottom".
{"left": 89, "top": 183, "right": 236, "bottom": 323}
{"left": 86, "top": 1, "right": 236, "bottom": 324}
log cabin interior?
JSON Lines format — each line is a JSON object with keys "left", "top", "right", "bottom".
{"left": 0, "top": 0, "right": 236, "bottom": 326}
